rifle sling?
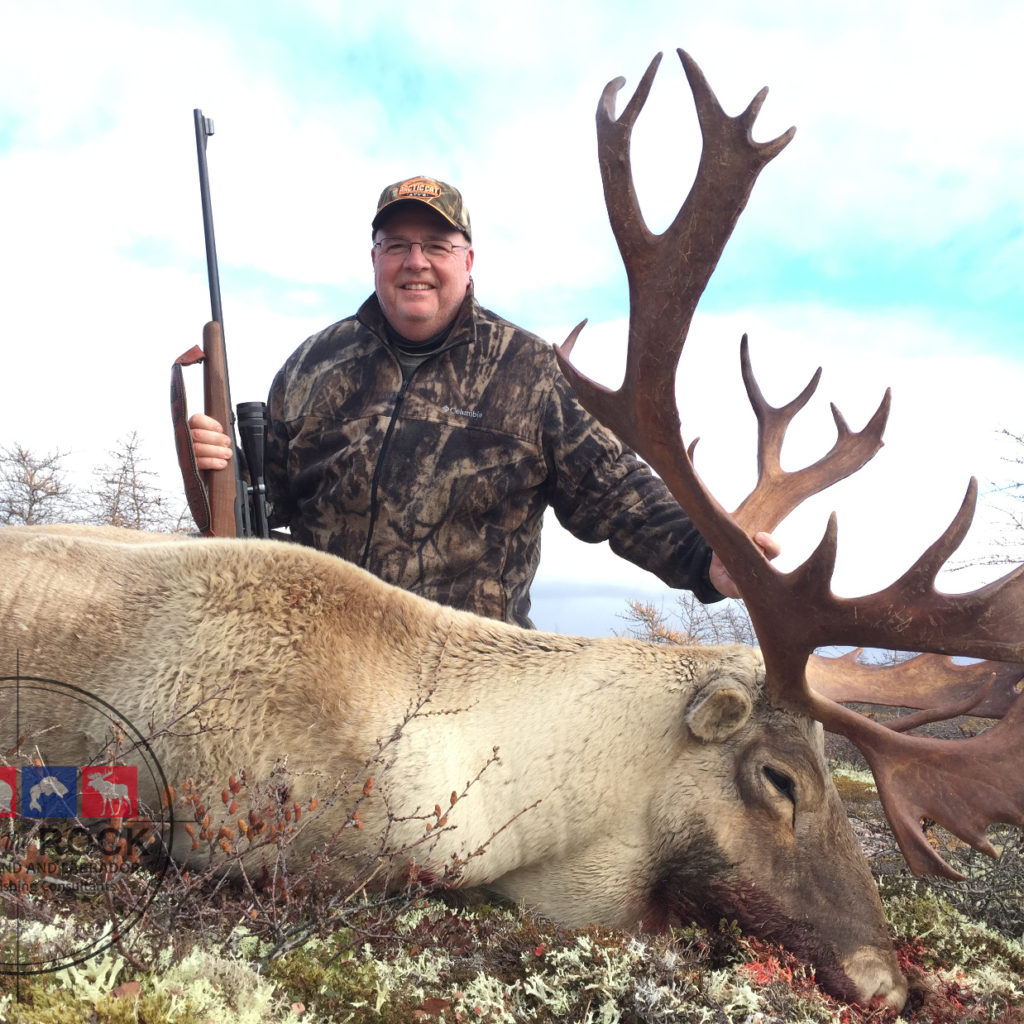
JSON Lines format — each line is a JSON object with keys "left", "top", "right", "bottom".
{"left": 171, "top": 345, "right": 214, "bottom": 535}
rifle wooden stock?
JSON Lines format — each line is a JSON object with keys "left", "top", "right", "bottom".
{"left": 201, "top": 320, "right": 240, "bottom": 537}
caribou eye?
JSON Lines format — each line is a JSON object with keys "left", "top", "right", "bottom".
{"left": 763, "top": 766, "right": 797, "bottom": 804}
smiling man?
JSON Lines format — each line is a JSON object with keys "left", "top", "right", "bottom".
{"left": 191, "top": 175, "right": 776, "bottom": 626}
{"left": 370, "top": 185, "right": 474, "bottom": 341}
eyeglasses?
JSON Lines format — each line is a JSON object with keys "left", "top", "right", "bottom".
{"left": 373, "top": 238, "right": 470, "bottom": 259}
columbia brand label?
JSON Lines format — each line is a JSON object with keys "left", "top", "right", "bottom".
{"left": 443, "top": 406, "right": 483, "bottom": 419}
{"left": 397, "top": 176, "right": 442, "bottom": 199}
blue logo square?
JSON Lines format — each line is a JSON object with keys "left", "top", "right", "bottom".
{"left": 21, "top": 766, "right": 79, "bottom": 818}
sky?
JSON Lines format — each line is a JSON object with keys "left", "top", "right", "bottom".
{"left": 2, "top": 1, "right": 1023, "bottom": 636}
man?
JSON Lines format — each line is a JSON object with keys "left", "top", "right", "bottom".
{"left": 191, "top": 175, "right": 777, "bottom": 626}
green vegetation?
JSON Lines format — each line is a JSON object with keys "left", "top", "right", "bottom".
{"left": 3, "top": 856, "right": 1024, "bottom": 1023}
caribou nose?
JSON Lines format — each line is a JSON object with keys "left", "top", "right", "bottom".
{"left": 842, "top": 948, "right": 908, "bottom": 1011}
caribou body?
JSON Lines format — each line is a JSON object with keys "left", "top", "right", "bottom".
{"left": 0, "top": 525, "right": 905, "bottom": 1009}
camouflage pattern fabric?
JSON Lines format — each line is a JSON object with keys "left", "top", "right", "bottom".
{"left": 265, "top": 289, "right": 721, "bottom": 628}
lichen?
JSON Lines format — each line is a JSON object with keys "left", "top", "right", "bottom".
{"left": 3, "top": 871, "right": 1024, "bottom": 1022}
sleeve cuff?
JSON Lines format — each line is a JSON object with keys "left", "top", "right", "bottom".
{"left": 693, "top": 545, "right": 727, "bottom": 604}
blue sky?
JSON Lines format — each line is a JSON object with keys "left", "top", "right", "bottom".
{"left": 2, "top": 1, "right": 1023, "bottom": 634}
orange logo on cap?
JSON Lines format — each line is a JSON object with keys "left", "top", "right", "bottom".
{"left": 397, "top": 177, "right": 443, "bottom": 200}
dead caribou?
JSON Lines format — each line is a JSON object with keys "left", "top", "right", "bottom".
{"left": 3, "top": 50, "right": 1024, "bottom": 1013}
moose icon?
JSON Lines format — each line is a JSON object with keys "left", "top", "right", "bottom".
{"left": 83, "top": 769, "right": 133, "bottom": 816}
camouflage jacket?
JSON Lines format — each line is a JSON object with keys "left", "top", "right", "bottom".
{"left": 265, "top": 290, "right": 722, "bottom": 627}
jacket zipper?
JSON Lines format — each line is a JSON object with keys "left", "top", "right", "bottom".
{"left": 358, "top": 366, "right": 413, "bottom": 568}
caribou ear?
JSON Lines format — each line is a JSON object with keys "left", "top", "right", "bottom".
{"left": 686, "top": 683, "right": 753, "bottom": 742}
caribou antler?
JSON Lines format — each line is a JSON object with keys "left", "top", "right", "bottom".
{"left": 807, "top": 651, "right": 1024, "bottom": 723}
{"left": 557, "top": 48, "right": 1024, "bottom": 878}
{"left": 559, "top": 49, "right": 795, "bottom": 459}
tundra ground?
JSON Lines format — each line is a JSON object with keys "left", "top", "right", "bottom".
{"left": 1, "top": 761, "right": 1022, "bottom": 1024}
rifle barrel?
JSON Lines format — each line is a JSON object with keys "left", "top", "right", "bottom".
{"left": 193, "top": 109, "right": 223, "bottom": 326}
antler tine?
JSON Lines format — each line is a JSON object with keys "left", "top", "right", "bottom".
{"left": 807, "top": 483, "right": 1024, "bottom": 659}
{"left": 881, "top": 681, "right": 1001, "bottom": 734}
{"left": 740, "top": 477, "right": 1024, "bottom": 678}
{"left": 730, "top": 336, "right": 891, "bottom": 535}
{"left": 556, "top": 49, "right": 796, "bottom": 459}
{"left": 676, "top": 48, "right": 797, "bottom": 181}
{"left": 807, "top": 652, "right": 1024, "bottom": 720}
{"left": 818, "top": 694, "right": 1024, "bottom": 876}
{"left": 596, "top": 51, "right": 661, "bottom": 259}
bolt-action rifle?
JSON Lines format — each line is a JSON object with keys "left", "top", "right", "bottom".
{"left": 170, "top": 109, "right": 269, "bottom": 538}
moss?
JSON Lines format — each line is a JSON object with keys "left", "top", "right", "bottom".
{"left": 6, "top": 863, "right": 1024, "bottom": 1023}
{"left": 0, "top": 976, "right": 186, "bottom": 1024}
{"left": 265, "top": 934, "right": 387, "bottom": 1020}
{"left": 880, "top": 880, "right": 1024, "bottom": 1022}
{"left": 882, "top": 878, "right": 1024, "bottom": 972}
{"left": 0, "top": 943, "right": 304, "bottom": 1023}
{"left": 829, "top": 765, "right": 889, "bottom": 828}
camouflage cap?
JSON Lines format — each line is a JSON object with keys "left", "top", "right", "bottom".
{"left": 372, "top": 176, "right": 472, "bottom": 241}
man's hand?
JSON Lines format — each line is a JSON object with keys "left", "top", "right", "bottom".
{"left": 708, "top": 531, "right": 780, "bottom": 600}
{"left": 188, "top": 413, "right": 234, "bottom": 470}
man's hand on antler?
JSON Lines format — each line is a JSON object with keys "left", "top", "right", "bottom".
{"left": 188, "top": 412, "right": 234, "bottom": 470}
{"left": 708, "top": 531, "right": 779, "bottom": 600}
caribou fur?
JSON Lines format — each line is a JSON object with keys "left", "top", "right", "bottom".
{"left": 0, "top": 525, "right": 906, "bottom": 1008}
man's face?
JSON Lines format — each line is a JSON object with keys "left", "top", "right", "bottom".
{"left": 371, "top": 206, "right": 474, "bottom": 342}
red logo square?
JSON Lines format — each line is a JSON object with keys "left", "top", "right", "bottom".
{"left": 0, "top": 766, "right": 15, "bottom": 818}
{"left": 80, "top": 767, "right": 137, "bottom": 818}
